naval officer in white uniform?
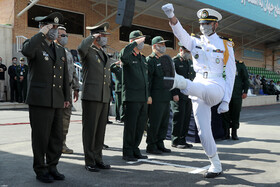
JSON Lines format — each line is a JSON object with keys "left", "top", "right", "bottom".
{"left": 162, "top": 4, "right": 236, "bottom": 178}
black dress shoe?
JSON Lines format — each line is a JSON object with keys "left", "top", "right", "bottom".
{"left": 146, "top": 149, "right": 162, "bottom": 155}
{"left": 122, "top": 156, "right": 138, "bottom": 161}
{"left": 96, "top": 162, "right": 111, "bottom": 169}
{"left": 107, "top": 120, "right": 113, "bottom": 124}
{"left": 134, "top": 154, "right": 148, "bottom": 159}
{"left": 204, "top": 171, "right": 222, "bottom": 178}
{"left": 158, "top": 147, "right": 171, "bottom": 153}
{"left": 103, "top": 144, "right": 109, "bottom": 149}
{"left": 85, "top": 165, "right": 100, "bottom": 172}
{"left": 36, "top": 173, "right": 54, "bottom": 183}
{"left": 172, "top": 144, "right": 187, "bottom": 149}
{"left": 49, "top": 170, "right": 65, "bottom": 180}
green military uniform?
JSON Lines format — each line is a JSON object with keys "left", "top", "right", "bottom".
{"left": 21, "top": 12, "right": 70, "bottom": 177}
{"left": 146, "top": 51, "right": 171, "bottom": 152}
{"left": 110, "top": 63, "right": 123, "bottom": 121}
{"left": 222, "top": 60, "right": 249, "bottom": 140}
{"left": 62, "top": 47, "right": 80, "bottom": 152}
{"left": 16, "top": 60, "right": 28, "bottom": 103}
{"left": 77, "top": 23, "right": 111, "bottom": 167}
{"left": 119, "top": 31, "right": 148, "bottom": 158}
{"left": 170, "top": 53, "right": 195, "bottom": 146}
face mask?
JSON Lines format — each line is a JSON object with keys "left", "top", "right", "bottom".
{"left": 13, "top": 60, "right": 17, "bottom": 64}
{"left": 0, "top": 60, "right": 2, "bottom": 64}
{"left": 59, "top": 36, "right": 68, "bottom": 46}
{"left": 137, "top": 42, "right": 144, "bottom": 50}
{"left": 46, "top": 28, "right": 58, "bottom": 41}
{"left": 156, "top": 45, "right": 166, "bottom": 54}
{"left": 200, "top": 24, "right": 214, "bottom": 36}
{"left": 183, "top": 52, "right": 191, "bottom": 60}
{"left": 97, "top": 37, "right": 107, "bottom": 47}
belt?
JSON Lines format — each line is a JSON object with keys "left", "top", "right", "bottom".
{"left": 196, "top": 72, "right": 222, "bottom": 79}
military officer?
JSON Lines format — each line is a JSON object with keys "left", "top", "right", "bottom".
{"left": 162, "top": 4, "right": 236, "bottom": 178}
{"left": 77, "top": 22, "right": 111, "bottom": 172}
{"left": 146, "top": 36, "right": 171, "bottom": 154}
{"left": 170, "top": 43, "right": 195, "bottom": 149}
{"left": 110, "top": 60, "right": 124, "bottom": 122}
{"left": 16, "top": 57, "right": 28, "bottom": 103}
{"left": 21, "top": 12, "right": 70, "bottom": 183}
{"left": 119, "top": 30, "right": 149, "bottom": 161}
{"left": 55, "top": 26, "right": 80, "bottom": 154}
{"left": 222, "top": 60, "right": 249, "bottom": 140}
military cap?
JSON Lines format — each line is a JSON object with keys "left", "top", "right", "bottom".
{"left": 178, "top": 42, "right": 189, "bottom": 51}
{"left": 151, "top": 36, "right": 170, "bottom": 45}
{"left": 129, "top": 30, "right": 145, "bottom": 40}
{"left": 197, "top": 8, "right": 222, "bottom": 23}
{"left": 20, "top": 57, "right": 25, "bottom": 61}
{"left": 35, "top": 12, "right": 64, "bottom": 25}
{"left": 86, "top": 22, "right": 110, "bottom": 34}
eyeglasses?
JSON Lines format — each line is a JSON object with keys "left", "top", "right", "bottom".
{"left": 60, "top": 34, "right": 68, "bottom": 37}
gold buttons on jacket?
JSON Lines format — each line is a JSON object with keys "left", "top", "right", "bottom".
{"left": 104, "top": 82, "right": 106, "bottom": 85}
{"left": 60, "top": 76, "right": 62, "bottom": 79}
{"left": 53, "top": 66, "right": 56, "bottom": 69}
{"left": 53, "top": 84, "right": 55, "bottom": 87}
{"left": 60, "top": 67, "right": 62, "bottom": 69}
{"left": 104, "top": 75, "right": 106, "bottom": 78}
{"left": 59, "top": 85, "right": 61, "bottom": 88}
{"left": 54, "top": 75, "right": 56, "bottom": 78}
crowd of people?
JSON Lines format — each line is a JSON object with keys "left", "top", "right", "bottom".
{"left": 1, "top": 2, "right": 279, "bottom": 184}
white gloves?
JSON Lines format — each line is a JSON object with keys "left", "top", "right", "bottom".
{"left": 172, "top": 73, "right": 188, "bottom": 90}
{"left": 161, "top": 3, "right": 175, "bottom": 18}
{"left": 217, "top": 101, "right": 229, "bottom": 114}
{"left": 39, "top": 24, "right": 53, "bottom": 35}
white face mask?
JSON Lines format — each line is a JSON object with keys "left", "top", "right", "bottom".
{"left": 59, "top": 36, "right": 68, "bottom": 46}
{"left": 97, "top": 37, "right": 108, "bottom": 47}
{"left": 200, "top": 24, "right": 214, "bottom": 36}
{"left": 137, "top": 42, "right": 144, "bottom": 50}
{"left": 183, "top": 52, "right": 191, "bottom": 60}
{"left": 46, "top": 28, "right": 58, "bottom": 41}
{"left": 156, "top": 45, "right": 166, "bottom": 54}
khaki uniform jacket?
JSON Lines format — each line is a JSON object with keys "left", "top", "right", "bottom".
{"left": 22, "top": 32, "right": 70, "bottom": 108}
{"left": 77, "top": 35, "right": 111, "bottom": 103}
{"left": 119, "top": 41, "right": 148, "bottom": 102}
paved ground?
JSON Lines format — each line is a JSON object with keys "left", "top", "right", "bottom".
{"left": 0, "top": 104, "right": 280, "bottom": 186}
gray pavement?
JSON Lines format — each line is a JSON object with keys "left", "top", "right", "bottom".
{"left": 1, "top": 104, "right": 280, "bottom": 186}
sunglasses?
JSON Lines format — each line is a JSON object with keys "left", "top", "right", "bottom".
{"left": 60, "top": 34, "right": 68, "bottom": 37}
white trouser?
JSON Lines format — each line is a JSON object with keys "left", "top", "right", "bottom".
{"left": 181, "top": 79, "right": 224, "bottom": 157}
{"left": 0, "top": 80, "right": 5, "bottom": 101}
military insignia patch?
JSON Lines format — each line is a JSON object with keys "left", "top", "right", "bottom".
{"left": 45, "top": 56, "right": 49, "bottom": 61}
{"left": 54, "top": 17, "right": 59, "bottom": 24}
{"left": 194, "top": 54, "right": 199, "bottom": 59}
{"left": 98, "top": 58, "right": 101, "bottom": 63}
{"left": 201, "top": 10, "right": 209, "bottom": 19}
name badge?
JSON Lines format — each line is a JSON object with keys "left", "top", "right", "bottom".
{"left": 132, "top": 61, "right": 138, "bottom": 64}
{"left": 157, "top": 63, "right": 161, "bottom": 66}
{"left": 20, "top": 72, "right": 23, "bottom": 76}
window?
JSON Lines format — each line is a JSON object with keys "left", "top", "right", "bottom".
{"left": 120, "top": 25, "right": 175, "bottom": 49}
{"left": 28, "top": 5, "right": 84, "bottom": 36}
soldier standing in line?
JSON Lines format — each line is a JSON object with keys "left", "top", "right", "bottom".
{"left": 110, "top": 60, "right": 124, "bottom": 123}
{"left": 222, "top": 60, "right": 249, "bottom": 140}
{"left": 21, "top": 12, "right": 70, "bottom": 183}
{"left": 16, "top": 57, "right": 28, "bottom": 103}
{"left": 78, "top": 22, "right": 111, "bottom": 172}
{"left": 170, "top": 43, "right": 195, "bottom": 149}
{"left": 55, "top": 26, "right": 80, "bottom": 154}
{"left": 8, "top": 57, "right": 18, "bottom": 102}
{"left": 146, "top": 36, "right": 172, "bottom": 155}
{"left": 119, "top": 30, "right": 149, "bottom": 161}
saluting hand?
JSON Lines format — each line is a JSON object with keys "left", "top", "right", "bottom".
{"left": 40, "top": 24, "right": 53, "bottom": 35}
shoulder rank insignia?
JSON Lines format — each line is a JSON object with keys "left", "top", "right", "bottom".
{"left": 191, "top": 33, "right": 201, "bottom": 39}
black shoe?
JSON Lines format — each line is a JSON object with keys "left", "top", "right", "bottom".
{"left": 85, "top": 165, "right": 100, "bottom": 172}
{"left": 232, "top": 129, "right": 239, "bottom": 140}
{"left": 159, "top": 55, "right": 175, "bottom": 90}
{"left": 96, "top": 162, "right": 111, "bottom": 169}
{"left": 146, "top": 149, "right": 162, "bottom": 155}
{"left": 232, "top": 135, "right": 239, "bottom": 140}
{"left": 134, "top": 154, "right": 148, "bottom": 159}
{"left": 36, "top": 173, "right": 54, "bottom": 183}
{"left": 204, "top": 171, "right": 222, "bottom": 178}
{"left": 122, "top": 156, "right": 138, "bottom": 161}
{"left": 49, "top": 170, "right": 65, "bottom": 180}
{"left": 158, "top": 147, "right": 171, "bottom": 153}
{"left": 107, "top": 121, "right": 113, "bottom": 124}
{"left": 103, "top": 144, "right": 109, "bottom": 149}
{"left": 222, "top": 135, "right": 230, "bottom": 140}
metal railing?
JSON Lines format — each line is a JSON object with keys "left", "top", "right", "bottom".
{"left": 16, "top": 35, "right": 27, "bottom": 52}
{"left": 74, "top": 63, "right": 83, "bottom": 85}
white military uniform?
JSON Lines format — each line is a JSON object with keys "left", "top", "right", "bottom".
{"left": 170, "top": 16, "right": 236, "bottom": 171}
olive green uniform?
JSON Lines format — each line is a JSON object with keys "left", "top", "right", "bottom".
{"left": 62, "top": 48, "right": 80, "bottom": 150}
{"left": 119, "top": 41, "right": 148, "bottom": 157}
{"left": 16, "top": 64, "right": 28, "bottom": 103}
{"left": 78, "top": 35, "right": 111, "bottom": 165}
{"left": 146, "top": 52, "right": 172, "bottom": 151}
{"left": 110, "top": 63, "right": 123, "bottom": 121}
{"left": 222, "top": 61, "right": 249, "bottom": 130}
{"left": 22, "top": 32, "right": 70, "bottom": 176}
{"left": 170, "top": 54, "right": 195, "bottom": 145}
